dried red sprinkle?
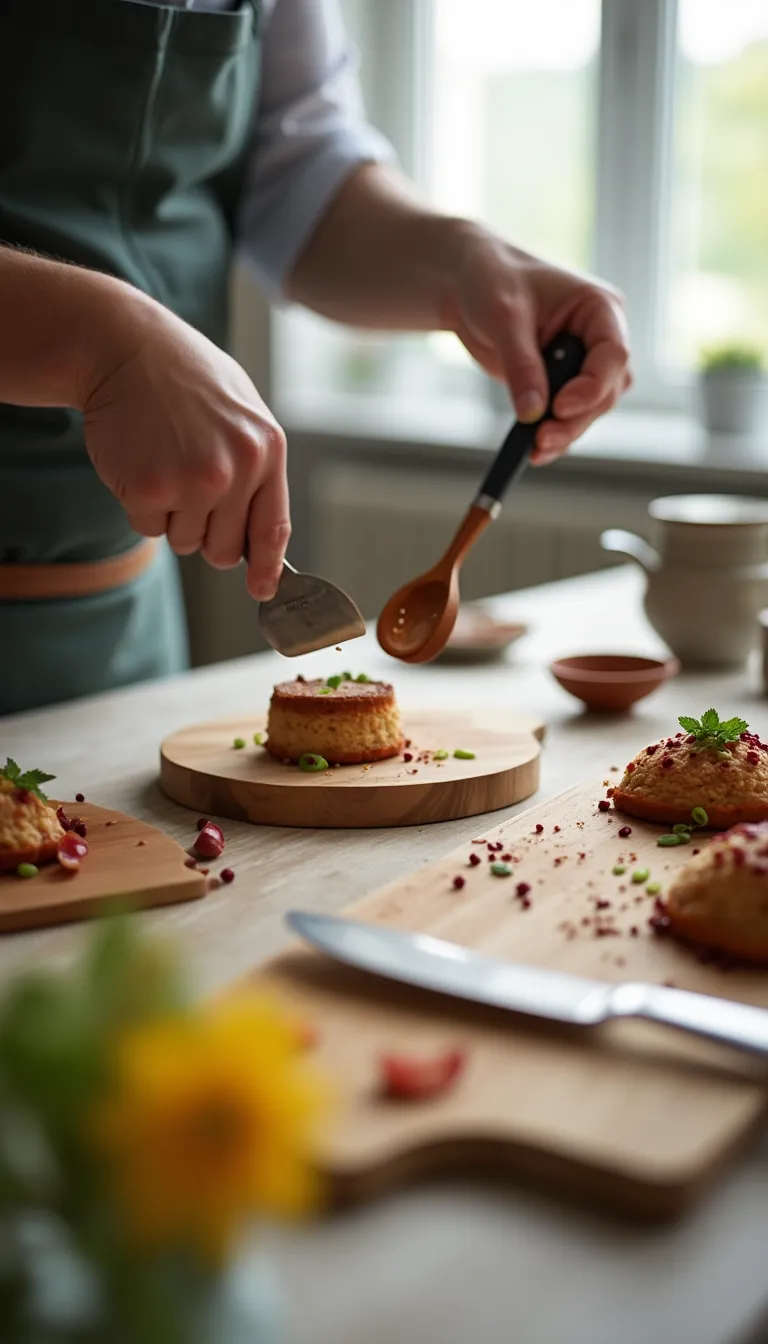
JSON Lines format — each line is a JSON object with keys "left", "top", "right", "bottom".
{"left": 73, "top": 820, "right": 87, "bottom": 838}
{"left": 598, "top": 800, "right": 611, "bottom": 812}
{"left": 535, "top": 824, "right": 544, "bottom": 834}
{"left": 220, "top": 867, "right": 235, "bottom": 884}
{"left": 500, "top": 853, "right": 512, "bottom": 862}
{"left": 516, "top": 881, "right": 531, "bottom": 897}
{"left": 520, "top": 898, "right": 531, "bottom": 910}
{"left": 747, "top": 751, "right": 760, "bottom": 765}
{"left": 596, "top": 927, "right": 619, "bottom": 938}
{"left": 662, "top": 758, "right": 674, "bottom": 769}
{"left": 646, "top": 744, "right": 658, "bottom": 755}
{"left": 553, "top": 825, "right": 561, "bottom": 833}
{"left": 403, "top": 753, "right": 413, "bottom": 763}
{"left": 452, "top": 875, "right": 465, "bottom": 890}
{"left": 404, "top": 739, "right": 412, "bottom": 748}
{"left": 468, "top": 853, "right": 481, "bottom": 867}
{"left": 626, "top": 762, "right": 636, "bottom": 772}
{"left": 75, "top": 792, "right": 85, "bottom": 803}
{"left": 630, "top": 926, "right": 639, "bottom": 937}
{"left": 618, "top": 825, "right": 632, "bottom": 838}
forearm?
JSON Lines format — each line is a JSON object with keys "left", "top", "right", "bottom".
{"left": 0, "top": 247, "right": 129, "bottom": 409}
{"left": 285, "top": 163, "right": 478, "bottom": 330}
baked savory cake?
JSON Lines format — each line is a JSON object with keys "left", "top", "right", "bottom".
{"left": 610, "top": 710, "right": 768, "bottom": 830}
{"left": 0, "top": 764, "right": 64, "bottom": 871}
{"left": 665, "top": 822, "right": 768, "bottom": 962}
{"left": 265, "top": 674, "right": 403, "bottom": 765}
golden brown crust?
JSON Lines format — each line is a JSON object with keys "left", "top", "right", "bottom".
{"left": 610, "top": 730, "right": 768, "bottom": 829}
{"left": 269, "top": 679, "right": 395, "bottom": 715}
{"left": 266, "top": 677, "right": 404, "bottom": 766}
{"left": 665, "top": 822, "right": 768, "bottom": 962}
{"left": 0, "top": 779, "right": 64, "bottom": 873}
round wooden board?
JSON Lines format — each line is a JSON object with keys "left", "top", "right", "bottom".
{"left": 160, "top": 709, "right": 545, "bottom": 829}
{"left": 0, "top": 804, "right": 206, "bottom": 933}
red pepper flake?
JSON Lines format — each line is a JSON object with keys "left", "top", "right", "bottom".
{"left": 380, "top": 1048, "right": 466, "bottom": 1101}
{"left": 220, "top": 867, "right": 235, "bottom": 884}
{"left": 578, "top": 852, "right": 587, "bottom": 860}
{"left": 692, "top": 848, "right": 700, "bottom": 855}
{"left": 488, "top": 842, "right": 504, "bottom": 853}
{"left": 75, "top": 792, "right": 85, "bottom": 803}
{"left": 516, "top": 881, "right": 531, "bottom": 897}
{"left": 597, "top": 800, "right": 611, "bottom": 813}
{"left": 595, "top": 899, "right": 611, "bottom": 910}
{"left": 553, "top": 857, "right": 564, "bottom": 867}
{"left": 468, "top": 853, "right": 481, "bottom": 867}
{"left": 595, "top": 927, "right": 619, "bottom": 938}
{"left": 136, "top": 839, "right": 146, "bottom": 847}
{"left": 403, "top": 753, "right": 413, "bottom": 763}
{"left": 404, "top": 739, "right": 412, "bottom": 748}
{"left": 500, "top": 853, "right": 512, "bottom": 862}
{"left": 553, "top": 825, "right": 561, "bottom": 833}
{"left": 630, "top": 926, "right": 639, "bottom": 937}
{"left": 520, "top": 897, "right": 531, "bottom": 910}
{"left": 618, "top": 826, "right": 632, "bottom": 838}
{"left": 535, "top": 823, "right": 544, "bottom": 834}
{"left": 452, "top": 875, "right": 465, "bottom": 890}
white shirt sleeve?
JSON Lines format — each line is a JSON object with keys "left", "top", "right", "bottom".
{"left": 236, "top": 0, "right": 397, "bottom": 300}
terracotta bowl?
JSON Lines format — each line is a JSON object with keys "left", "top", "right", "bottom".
{"left": 549, "top": 654, "right": 680, "bottom": 712}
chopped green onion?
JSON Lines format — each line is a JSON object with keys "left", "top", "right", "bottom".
{"left": 298, "top": 753, "right": 329, "bottom": 772}
{"left": 355, "top": 673, "right": 370, "bottom": 683}
{"left": 672, "top": 823, "right": 692, "bottom": 836}
{"left": 490, "top": 862, "right": 512, "bottom": 877}
{"left": 657, "top": 834, "right": 682, "bottom": 847}
{"left": 631, "top": 868, "right": 650, "bottom": 884}
{"left": 16, "top": 863, "right": 38, "bottom": 879}
{"left": 691, "top": 806, "right": 709, "bottom": 827}
{"left": 612, "top": 864, "right": 626, "bottom": 876}
{"left": 453, "top": 749, "right": 476, "bottom": 760}
{"left": 340, "top": 671, "right": 352, "bottom": 681}
{"left": 253, "top": 732, "right": 264, "bottom": 746}
{"left": 433, "top": 750, "right": 449, "bottom": 761}
{"left": 318, "top": 687, "right": 332, "bottom": 695}
{"left": 646, "top": 881, "right": 661, "bottom": 895}
{"left": 233, "top": 737, "right": 246, "bottom": 749}
{"left": 326, "top": 675, "right": 343, "bottom": 689}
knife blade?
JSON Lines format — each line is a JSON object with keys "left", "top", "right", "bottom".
{"left": 285, "top": 910, "right": 768, "bottom": 1061}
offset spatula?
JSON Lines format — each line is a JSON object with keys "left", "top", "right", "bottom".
{"left": 257, "top": 559, "right": 366, "bottom": 657}
{"left": 287, "top": 911, "right": 768, "bottom": 1061}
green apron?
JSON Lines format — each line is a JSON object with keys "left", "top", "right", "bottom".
{"left": 0, "top": 0, "right": 261, "bottom": 715}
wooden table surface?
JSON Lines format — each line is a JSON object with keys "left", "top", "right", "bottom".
{"left": 3, "top": 565, "right": 768, "bottom": 1344}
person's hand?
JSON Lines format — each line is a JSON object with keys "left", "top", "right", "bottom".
{"left": 81, "top": 288, "right": 289, "bottom": 601}
{"left": 442, "top": 226, "right": 632, "bottom": 463}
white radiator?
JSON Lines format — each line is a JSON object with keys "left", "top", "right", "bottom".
{"left": 310, "top": 459, "right": 653, "bottom": 619}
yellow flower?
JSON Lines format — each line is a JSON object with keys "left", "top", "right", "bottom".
{"left": 91, "top": 993, "right": 329, "bottom": 1261}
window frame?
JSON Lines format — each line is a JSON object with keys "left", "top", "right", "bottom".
{"left": 356, "top": 0, "right": 693, "bottom": 413}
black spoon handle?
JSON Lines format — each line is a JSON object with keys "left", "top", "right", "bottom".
{"left": 476, "top": 332, "right": 586, "bottom": 506}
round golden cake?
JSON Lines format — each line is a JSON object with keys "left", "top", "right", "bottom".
{"left": 0, "top": 777, "right": 65, "bottom": 871}
{"left": 265, "top": 677, "right": 403, "bottom": 765}
{"left": 611, "top": 729, "right": 768, "bottom": 830}
{"left": 665, "top": 822, "right": 768, "bottom": 962}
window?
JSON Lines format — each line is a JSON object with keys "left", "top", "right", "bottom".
{"left": 274, "top": 0, "right": 768, "bottom": 420}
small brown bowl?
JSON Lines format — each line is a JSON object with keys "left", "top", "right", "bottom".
{"left": 549, "top": 654, "right": 680, "bottom": 712}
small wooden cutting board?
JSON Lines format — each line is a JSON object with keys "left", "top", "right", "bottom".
{"left": 247, "top": 781, "right": 768, "bottom": 1218}
{"left": 0, "top": 803, "right": 206, "bottom": 933}
{"left": 160, "top": 708, "right": 545, "bottom": 828}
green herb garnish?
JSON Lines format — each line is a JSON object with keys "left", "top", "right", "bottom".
{"left": 326, "top": 675, "right": 343, "bottom": 689}
{"left": 433, "top": 750, "right": 449, "bottom": 761}
{"left": 691, "top": 806, "right": 709, "bottom": 827}
{"left": 453, "top": 749, "right": 476, "bottom": 760}
{"left": 1, "top": 758, "right": 55, "bottom": 803}
{"left": 678, "top": 709, "right": 748, "bottom": 755}
{"left": 657, "top": 834, "right": 683, "bottom": 847}
{"left": 672, "top": 823, "right": 692, "bottom": 836}
{"left": 355, "top": 673, "right": 370, "bottom": 684}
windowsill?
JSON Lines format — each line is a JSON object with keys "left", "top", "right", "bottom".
{"left": 277, "top": 388, "right": 768, "bottom": 486}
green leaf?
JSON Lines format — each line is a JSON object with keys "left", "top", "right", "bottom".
{"left": 1, "top": 759, "right": 20, "bottom": 783}
{"left": 718, "top": 717, "right": 748, "bottom": 741}
{"left": 700, "top": 708, "right": 720, "bottom": 732}
{"left": 677, "top": 716, "right": 700, "bottom": 734}
{"left": 0, "top": 759, "right": 56, "bottom": 802}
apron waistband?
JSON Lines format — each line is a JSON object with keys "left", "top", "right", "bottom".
{"left": 0, "top": 538, "right": 158, "bottom": 601}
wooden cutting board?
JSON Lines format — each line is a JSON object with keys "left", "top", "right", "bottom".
{"left": 0, "top": 803, "right": 206, "bottom": 933}
{"left": 247, "top": 781, "right": 768, "bottom": 1218}
{"left": 160, "top": 709, "right": 544, "bottom": 828}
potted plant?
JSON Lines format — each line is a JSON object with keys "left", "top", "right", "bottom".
{"left": 697, "top": 342, "right": 767, "bottom": 436}
{"left": 0, "top": 916, "right": 329, "bottom": 1344}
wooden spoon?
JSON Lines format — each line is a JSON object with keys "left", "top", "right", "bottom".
{"left": 376, "top": 332, "right": 586, "bottom": 663}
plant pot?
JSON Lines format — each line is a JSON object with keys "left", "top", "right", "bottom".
{"left": 698, "top": 369, "right": 767, "bottom": 436}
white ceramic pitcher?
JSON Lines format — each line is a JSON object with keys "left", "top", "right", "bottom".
{"left": 601, "top": 494, "right": 768, "bottom": 669}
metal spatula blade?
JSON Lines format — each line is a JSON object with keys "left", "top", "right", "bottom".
{"left": 258, "top": 561, "right": 366, "bottom": 657}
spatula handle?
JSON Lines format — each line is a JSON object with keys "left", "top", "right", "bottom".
{"left": 477, "top": 332, "right": 586, "bottom": 506}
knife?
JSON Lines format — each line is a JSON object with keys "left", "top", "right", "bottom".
{"left": 286, "top": 910, "right": 768, "bottom": 1061}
